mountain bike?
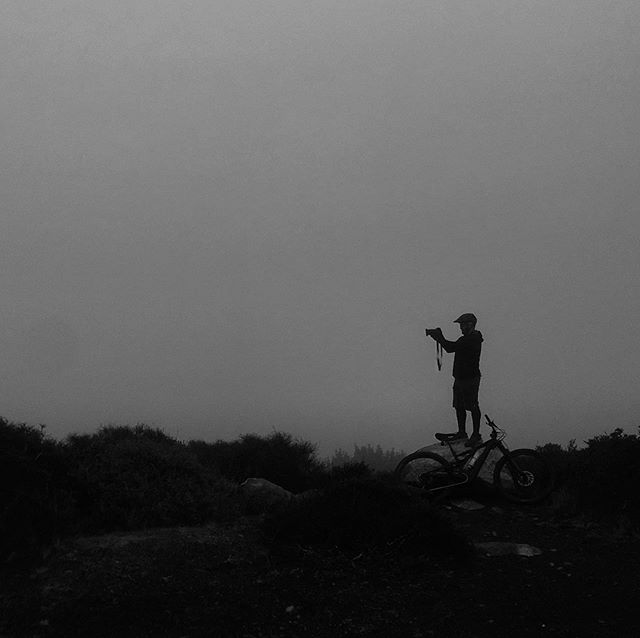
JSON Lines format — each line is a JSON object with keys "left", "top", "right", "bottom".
{"left": 394, "top": 415, "right": 554, "bottom": 504}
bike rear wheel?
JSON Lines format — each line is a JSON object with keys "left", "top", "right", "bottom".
{"left": 394, "top": 452, "right": 466, "bottom": 499}
{"left": 493, "top": 449, "right": 554, "bottom": 504}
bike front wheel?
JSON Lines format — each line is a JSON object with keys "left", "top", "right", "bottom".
{"left": 493, "top": 449, "right": 554, "bottom": 504}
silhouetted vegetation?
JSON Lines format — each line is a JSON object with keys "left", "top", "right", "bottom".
{"left": 0, "top": 419, "right": 241, "bottom": 560}
{"left": 325, "top": 460, "right": 373, "bottom": 482}
{"left": 188, "top": 431, "right": 327, "bottom": 492}
{"left": 536, "top": 439, "right": 579, "bottom": 486}
{"left": 0, "top": 418, "right": 74, "bottom": 560}
{"left": 538, "top": 427, "right": 640, "bottom": 528}
{"left": 64, "top": 425, "right": 240, "bottom": 533}
{"left": 3, "top": 414, "right": 639, "bottom": 563}
{"left": 329, "top": 443, "right": 407, "bottom": 472}
{"left": 0, "top": 420, "right": 362, "bottom": 560}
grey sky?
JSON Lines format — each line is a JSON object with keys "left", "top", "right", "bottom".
{"left": 2, "top": 1, "right": 639, "bottom": 456}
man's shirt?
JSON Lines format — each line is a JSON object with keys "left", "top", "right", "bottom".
{"left": 440, "top": 330, "right": 483, "bottom": 379}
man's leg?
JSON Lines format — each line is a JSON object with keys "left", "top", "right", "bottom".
{"left": 464, "top": 377, "right": 482, "bottom": 446}
{"left": 435, "top": 381, "right": 468, "bottom": 440}
{"left": 455, "top": 407, "right": 468, "bottom": 435}
{"left": 470, "top": 406, "right": 481, "bottom": 436}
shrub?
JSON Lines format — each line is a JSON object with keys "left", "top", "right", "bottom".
{"left": 65, "top": 424, "right": 241, "bottom": 532}
{"left": 263, "top": 476, "right": 469, "bottom": 559}
{"left": 538, "top": 428, "right": 640, "bottom": 529}
{"left": 330, "top": 444, "right": 407, "bottom": 472}
{"left": 0, "top": 418, "right": 76, "bottom": 559}
{"left": 569, "top": 428, "right": 640, "bottom": 526}
{"left": 327, "top": 461, "right": 372, "bottom": 483}
{"left": 536, "top": 440, "right": 579, "bottom": 487}
{"left": 189, "top": 431, "right": 327, "bottom": 492}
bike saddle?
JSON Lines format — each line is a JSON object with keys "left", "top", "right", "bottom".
{"left": 435, "top": 432, "right": 468, "bottom": 442}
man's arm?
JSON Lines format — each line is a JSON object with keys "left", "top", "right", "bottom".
{"left": 425, "top": 328, "right": 457, "bottom": 353}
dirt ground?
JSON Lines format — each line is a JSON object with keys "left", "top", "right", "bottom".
{"left": 1, "top": 497, "right": 638, "bottom": 638}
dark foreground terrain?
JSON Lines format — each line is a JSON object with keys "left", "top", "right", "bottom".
{"left": 1, "top": 500, "right": 638, "bottom": 638}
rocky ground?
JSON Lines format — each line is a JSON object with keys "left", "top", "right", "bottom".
{"left": 1, "top": 497, "right": 638, "bottom": 638}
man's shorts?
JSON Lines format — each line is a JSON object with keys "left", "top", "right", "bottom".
{"left": 452, "top": 376, "right": 481, "bottom": 411}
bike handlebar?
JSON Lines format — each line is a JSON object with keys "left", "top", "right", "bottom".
{"left": 484, "top": 414, "right": 504, "bottom": 440}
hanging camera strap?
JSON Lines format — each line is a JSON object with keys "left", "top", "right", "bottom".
{"left": 436, "top": 341, "right": 443, "bottom": 371}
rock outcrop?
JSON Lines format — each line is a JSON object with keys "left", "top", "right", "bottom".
{"left": 240, "top": 478, "right": 293, "bottom": 513}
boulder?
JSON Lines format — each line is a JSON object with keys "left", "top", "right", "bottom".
{"left": 241, "top": 478, "right": 293, "bottom": 513}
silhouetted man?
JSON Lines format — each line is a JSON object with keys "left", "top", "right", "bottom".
{"left": 426, "top": 313, "right": 483, "bottom": 447}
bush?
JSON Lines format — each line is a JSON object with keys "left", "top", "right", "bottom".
{"left": 189, "top": 431, "right": 327, "bottom": 492}
{"left": 0, "top": 418, "right": 76, "bottom": 559}
{"left": 538, "top": 428, "right": 640, "bottom": 529}
{"left": 327, "top": 461, "right": 372, "bottom": 483}
{"left": 330, "top": 444, "right": 407, "bottom": 472}
{"left": 262, "top": 476, "right": 469, "bottom": 558}
{"left": 570, "top": 428, "right": 640, "bottom": 526}
{"left": 536, "top": 440, "right": 579, "bottom": 487}
{"left": 65, "top": 424, "right": 241, "bottom": 532}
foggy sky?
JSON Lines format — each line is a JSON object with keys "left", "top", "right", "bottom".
{"left": 2, "top": 1, "right": 639, "bottom": 456}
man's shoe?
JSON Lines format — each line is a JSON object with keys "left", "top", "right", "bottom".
{"left": 465, "top": 434, "right": 482, "bottom": 448}
{"left": 435, "top": 432, "right": 468, "bottom": 442}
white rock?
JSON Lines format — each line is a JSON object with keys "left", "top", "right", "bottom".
{"left": 450, "top": 498, "right": 486, "bottom": 511}
{"left": 474, "top": 541, "right": 543, "bottom": 557}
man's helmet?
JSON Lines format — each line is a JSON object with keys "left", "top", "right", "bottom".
{"left": 454, "top": 313, "right": 477, "bottom": 324}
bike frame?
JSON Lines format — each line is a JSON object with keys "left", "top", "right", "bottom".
{"left": 437, "top": 419, "right": 512, "bottom": 483}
